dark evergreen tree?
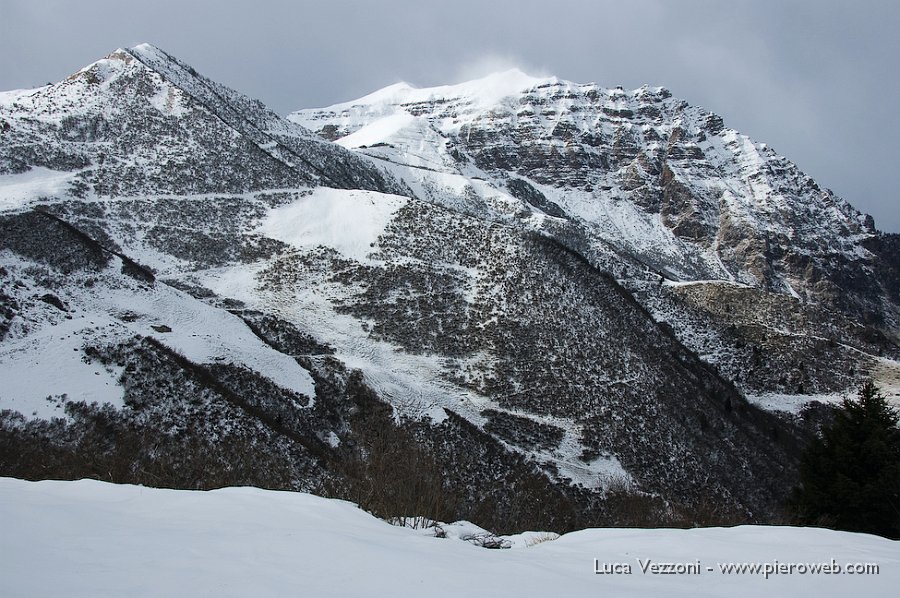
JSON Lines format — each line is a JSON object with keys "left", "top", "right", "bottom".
{"left": 792, "top": 381, "right": 900, "bottom": 538}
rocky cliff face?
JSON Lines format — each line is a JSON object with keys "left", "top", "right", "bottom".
{"left": 1, "top": 48, "right": 897, "bottom": 529}
{"left": 291, "top": 71, "right": 877, "bottom": 291}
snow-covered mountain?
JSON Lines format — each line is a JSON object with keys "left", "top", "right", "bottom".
{"left": 0, "top": 44, "right": 400, "bottom": 198}
{"left": 1, "top": 46, "right": 898, "bottom": 530}
{"left": 289, "top": 69, "right": 900, "bottom": 400}
{"left": 290, "top": 69, "right": 876, "bottom": 293}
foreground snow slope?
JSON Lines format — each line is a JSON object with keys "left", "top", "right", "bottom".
{"left": 1, "top": 478, "right": 897, "bottom": 597}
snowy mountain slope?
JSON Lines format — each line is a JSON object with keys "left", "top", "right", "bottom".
{"left": 0, "top": 179, "right": 796, "bottom": 512}
{"left": 241, "top": 189, "right": 800, "bottom": 501}
{"left": 2, "top": 478, "right": 898, "bottom": 598}
{"left": 0, "top": 207, "right": 313, "bottom": 416}
{"left": 290, "top": 71, "right": 900, "bottom": 403}
{"left": 0, "top": 189, "right": 799, "bottom": 524}
{"left": 1, "top": 46, "right": 898, "bottom": 528}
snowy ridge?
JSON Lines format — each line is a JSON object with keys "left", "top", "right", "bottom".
{"left": 307, "top": 69, "right": 553, "bottom": 121}
{"left": 125, "top": 43, "right": 318, "bottom": 147}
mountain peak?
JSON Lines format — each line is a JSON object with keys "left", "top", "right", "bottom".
{"left": 417, "top": 67, "right": 552, "bottom": 100}
{"left": 131, "top": 42, "right": 161, "bottom": 54}
{"left": 60, "top": 43, "right": 171, "bottom": 87}
{"left": 126, "top": 43, "right": 174, "bottom": 66}
{"left": 454, "top": 67, "right": 551, "bottom": 88}
{"left": 445, "top": 68, "right": 555, "bottom": 104}
{"left": 319, "top": 69, "right": 555, "bottom": 114}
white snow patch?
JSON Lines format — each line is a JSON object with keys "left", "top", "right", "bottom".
{"left": 663, "top": 279, "right": 751, "bottom": 289}
{"left": 0, "top": 167, "right": 80, "bottom": 211}
{"left": 872, "top": 358, "right": 900, "bottom": 401}
{"left": 0, "top": 317, "right": 125, "bottom": 419}
{"left": 92, "top": 281, "right": 316, "bottom": 402}
{"left": 336, "top": 111, "right": 417, "bottom": 148}
{"left": 258, "top": 187, "right": 408, "bottom": 262}
{"left": 148, "top": 83, "right": 188, "bottom": 117}
{"left": 749, "top": 380, "right": 900, "bottom": 415}
{"left": 746, "top": 392, "right": 847, "bottom": 415}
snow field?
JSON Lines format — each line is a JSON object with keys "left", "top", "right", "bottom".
{"left": 1, "top": 478, "right": 898, "bottom": 598}
{"left": 258, "top": 187, "right": 408, "bottom": 263}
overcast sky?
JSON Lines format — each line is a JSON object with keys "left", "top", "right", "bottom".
{"left": 2, "top": 0, "right": 898, "bottom": 231}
